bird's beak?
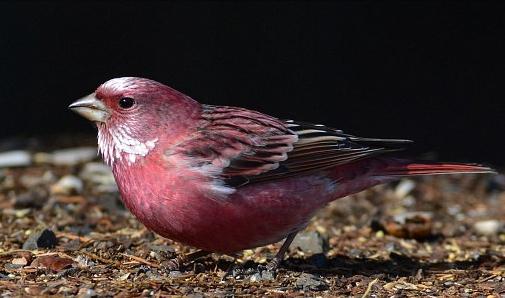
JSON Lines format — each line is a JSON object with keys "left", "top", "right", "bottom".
{"left": 68, "top": 93, "right": 110, "bottom": 123}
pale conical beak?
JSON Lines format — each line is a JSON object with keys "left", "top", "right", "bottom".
{"left": 69, "top": 93, "right": 110, "bottom": 123}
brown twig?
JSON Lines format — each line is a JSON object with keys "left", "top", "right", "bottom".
{"left": 82, "top": 252, "right": 121, "bottom": 266}
{"left": 56, "top": 232, "right": 92, "bottom": 243}
{"left": 120, "top": 253, "right": 160, "bottom": 268}
{"left": 0, "top": 249, "right": 33, "bottom": 257}
{"left": 360, "top": 278, "right": 378, "bottom": 298}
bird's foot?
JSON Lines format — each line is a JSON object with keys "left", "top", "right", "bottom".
{"left": 221, "top": 262, "right": 277, "bottom": 281}
{"left": 250, "top": 264, "right": 277, "bottom": 281}
{"left": 265, "top": 257, "right": 281, "bottom": 271}
{"left": 160, "top": 250, "right": 209, "bottom": 272}
{"left": 161, "top": 255, "right": 185, "bottom": 271}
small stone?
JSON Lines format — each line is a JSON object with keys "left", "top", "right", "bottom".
{"left": 118, "top": 272, "right": 130, "bottom": 281}
{"left": 146, "top": 269, "right": 163, "bottom": 281}
{"left": 4, "top": 263, "right": 24, "bottom": 270}
{"left": 474, "top": 220, "right": 503, "bottom": 236}
{"left": 14, "top": 189, "right": 47, "bottom": 209}
{"left": 148, "top": 244, "right": 175, "bottom": 254}
{"left": 19, "top": 171, "right": 55, "bottom": 188}
{"left": 76, "top": 288, "right": 96, "bottom": 298}
{"left": 295, "top": 273, "right": 328, "bottom": 291}
{"left": 31, "top": 255, "right": 74, "bottom": 272}
{"left": 0, "top": 150, "right": 31, "bottom": 168}
{"left": 79, "top": 162, "right": 117, "bottom": 193}
{"left": 50, "top": 175, "right": 83, "bottom": 195}
{"left": 23, "top": 228, "right": 58, "bottom": 250}
{"left": 32, "top": 152, "right": 52, "bottom": 164}
{"left": 249, "top": 269, "right": 275, "bottom": 282}
{"left": 13, "top": 208, "right": 31, "bottom": 218}
{"left": 11, "top": 257, "right": 28, "bottom": 266}
{"left": 380, "top": 212, "right": 433, "bottom": 239}
{"left": 50, "top": 147, "right": 97, "bottom": 166}
{"left": 75, "top": 255, "right": 95, "bottom": 268}
{"left": 290, "top": 231, "right": 327, "bottom": 254}
{"left": 169, "top": 270, "right": 183, "bottom": 277}
{"left": 395, "top": 179, "right": 416, "bottom": 199}
{"left": 62, "top": 239, "right": 81, "bottom": 251}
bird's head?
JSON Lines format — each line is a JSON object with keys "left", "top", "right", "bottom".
{"left": 69, "top": 77, "right": 200, "bottom": 166}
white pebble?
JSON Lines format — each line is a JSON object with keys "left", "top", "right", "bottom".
{"left": 395, "top": 179, "right": 416, "bottom": 199}
{"left": 79, "top": 162, "right": 117, "bottom": 193}
{"left": 51, "top": 147, "right": 97, "bottom": 166}
{"left": 474, "top": 220, "right": 502, "bottom": 236}
{"left": 0, "top": 150, "right": 31, "bottom": 168}
{"left": 50, "top": 175, "right": 83, "bottom": 195}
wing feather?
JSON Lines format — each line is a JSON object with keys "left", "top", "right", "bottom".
{"left": 170, "top": 105, "right": 411, "bottom": 186}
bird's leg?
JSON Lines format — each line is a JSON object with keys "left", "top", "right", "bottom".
{"left": 265, "top": 232, "right": 297, "bottom": 271}
{"left": 164, "top": 250, "right": 210, "bottom": 271}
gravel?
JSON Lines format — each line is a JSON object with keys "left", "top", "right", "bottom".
{"left": 0, "top": 141, "right": 503, "bottom": 296}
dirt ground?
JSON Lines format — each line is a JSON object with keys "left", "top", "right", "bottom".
{"left": 0, "top": 138, "right": 503, "bottom": 297}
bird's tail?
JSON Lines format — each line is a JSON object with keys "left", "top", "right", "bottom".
{"left": 372, "top": 158, "right": 495, "bottom": 177}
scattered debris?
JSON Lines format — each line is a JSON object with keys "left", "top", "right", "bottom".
{"left": 474, "top": 220, "right": 503, "bottom": 236}
{"left": 49, "top": 147, "right": 97, "bottom": 166}
{"left": 294, "top": 273, "right": 328, "bottom": 291}
{"left": 23, "top": 228, "right": 58, "bottom": 250}
{"left": 0, "top": 150, "right": 31, "bottom": 168}
{"left": 394, "top": 179, "right": 416, "bottom": 199}
{"left": 50, "top": 175, "right": 84, "bottom": 195}
{"left": 0, "top": 141, "right": 503, "bottom": 296}
{"left": 249, "top": 269, "right": 276, "bottom": 282}
{"left": 30, "top": 254, "right": 74, "bottom": 272}
{"left": 79, "top": 162, "right": 117, "bottom": 193}
{"left": 290, "top": 231, "right": 327, "bottom": 254}
{"left": 377, "top": 212, "right": 434, "bottom": 239}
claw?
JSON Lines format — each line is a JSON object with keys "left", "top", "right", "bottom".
{"left": 160, "top": 250, "right": 210, "bottom": 272}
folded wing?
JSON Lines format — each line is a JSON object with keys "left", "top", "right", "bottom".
{"left": 171, "top": 105, "right": 411, "bottom": 186}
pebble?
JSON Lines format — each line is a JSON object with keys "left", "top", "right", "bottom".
{"left": 4, "top": 263, "right": 24, "bottom": 270}
{"left": 11, "top": 257, "right": 28, "bottom": 266}
{"left": 146, "top": 269, "right": 163, "bottom": 281}
{"left": 50, "top": 175, "right": 83, "bottom": 195}
{"left": 290, "top": 231, "right": 327, "bottom": 254}
{"left": 76, "top": 287, "right": 96, "bottom": 298}
{"left": 249, "top": 269, "right": 275, "bottom": 282}
{"left": 474, "top": 220, "right": 503, "bottom": 236}
{"left": 79, "top": 162, "right": 117, "bottom": 193}
{"left": 169, "top": 270, "right": 183, "bottom": 277}
{"left": 395, "top": 179, "right": 416, "bottom": 199}
{"left": 22, "top": 228, "right": 58, "bottom": 250}
{"left": 75, "top": 255, "right": 95, "bottom": 268}
{"left": 294, "top": 273, "right": 328, "bottom": 291}
{"left": 14, "top": 189, "right": 47, "bottom": 209}
{"left": 50, "top": 147, "right": 97, "bottom": 166}
{"left": 62, "top": 239, "right": 81, "bottom": 251}
{"left": 19, "top": 171, "right": 56, "bottom": 188}
{"left": 380, "top": 212, "right": 433, "bottom": 239}
{"left": 0, "top": 150, "right": 31, "bottom": 168}
{"left": 148, "top": 244, "right": 175, "bottom": 261}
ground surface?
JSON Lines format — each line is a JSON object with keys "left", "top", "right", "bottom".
{"left": 0, "top": 138, "right": 504, "bottom": 297}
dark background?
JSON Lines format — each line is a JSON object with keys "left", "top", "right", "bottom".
{"left": 1, "top": 1, "right": 504, "bottom": 166}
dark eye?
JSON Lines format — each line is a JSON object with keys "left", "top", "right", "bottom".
{"left": 118, "top": 97, "right": 136, "bottom": 109}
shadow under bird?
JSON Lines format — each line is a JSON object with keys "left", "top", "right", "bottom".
{"left": 69, "top": 77, "right": 494, "bottom": 271}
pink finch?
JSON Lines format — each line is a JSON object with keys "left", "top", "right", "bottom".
{"left": 69, "top": 77, "right": 493, "bottom": 269}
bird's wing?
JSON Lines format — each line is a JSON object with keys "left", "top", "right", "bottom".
{"left": 171, "top": 105, "right": 411, "bottom": 186}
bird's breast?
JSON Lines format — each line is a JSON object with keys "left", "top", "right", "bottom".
{"left": 112, "top": 156, "right": 339, "bottom": 253}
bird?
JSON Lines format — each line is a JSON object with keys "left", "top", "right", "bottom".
{"left": 69, "top": 77, "right": 494, "bottom": 271}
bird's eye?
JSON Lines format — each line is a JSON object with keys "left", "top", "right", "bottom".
{"left": 118, "top": 97, "right": 136, "bottom": 109}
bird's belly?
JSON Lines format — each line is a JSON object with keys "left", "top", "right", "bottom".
{"left": 125, "top": 175, "right": 337, "bottom": 254}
